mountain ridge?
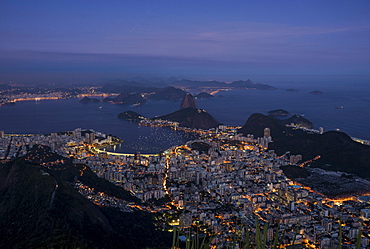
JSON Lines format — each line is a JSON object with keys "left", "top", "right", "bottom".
{"left": 239, "top": 113, "right": 370, "bottom": 179}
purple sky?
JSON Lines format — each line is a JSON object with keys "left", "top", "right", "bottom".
{"left": 1, "top": 0, "right": 370, "bottom": 83}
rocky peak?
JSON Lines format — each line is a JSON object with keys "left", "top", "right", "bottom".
{"left": 180, "top": 93, "right": 197, "bottom": 109}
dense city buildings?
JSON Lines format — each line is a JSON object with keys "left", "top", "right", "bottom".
{"left": 1, "top": 124, "right": 369, "bottom": 248}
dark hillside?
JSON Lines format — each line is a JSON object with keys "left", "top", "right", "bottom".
{"left": 239, "top": 113, "right": 370, "bottom": 179}
{"left": 154, "top": 107, "right": 220, "bottom": 130}
{"left": 0, "top": 158, "right": 110, "bottom": 248}
{"left": 0, "top": 147, "right": 171, "bottom": 248}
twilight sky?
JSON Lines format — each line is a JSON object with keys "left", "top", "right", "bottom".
{"left": 1, "top": 0, "right": 370, "bottom": 83}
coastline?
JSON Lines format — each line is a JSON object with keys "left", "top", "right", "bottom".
{"left": 1, "top": 88, "right": 369, "bottom": 142}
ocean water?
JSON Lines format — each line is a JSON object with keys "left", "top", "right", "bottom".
{"left": 0, "top": 76, "right": 369, "bottom": 153}
{"left": 198, "top": 85, "right": 370, "bottom": 140}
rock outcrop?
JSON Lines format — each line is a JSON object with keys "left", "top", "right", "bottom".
{"left": 180, "top": 93, "right": 197, "bottom": 109}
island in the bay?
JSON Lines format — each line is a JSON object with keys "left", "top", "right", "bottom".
{"left": 309, "top": 90, "right": 324, "bottom": 95}
{"left": 268, "top": 109, "right": 291, "bottom": 116}
{"left": 286, "top": 88, "right": 299, "bottom": 92}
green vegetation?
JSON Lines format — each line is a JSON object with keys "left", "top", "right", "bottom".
{"left": 0, "top": 148, "right": 171, "bottom": 248}
{"left": 280, "top": 165, "right": 311, "bottom": 179}
{"left": 171, "top": 219, "right": 364, "bottom": 249}
{"left": 239, "top": 113, "right": 370, "bottom": 180}
{"left": 101, "top": 207, "right": 172, "bottom": 249}
{"left": 0, "top": 159, "right": 91, "bottom": 248}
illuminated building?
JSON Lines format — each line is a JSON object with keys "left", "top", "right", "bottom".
{"left": 179, "top": 213, "right": 192, "bottom": 228}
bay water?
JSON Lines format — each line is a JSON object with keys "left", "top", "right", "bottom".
{"left": 0, "top": 76, "right": 369, "bottom": 153}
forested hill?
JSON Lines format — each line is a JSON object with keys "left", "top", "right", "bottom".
{"left": 239, "top": 113, "right": 370, "bottom": 179}
{"left": 0, "top": 146, "right": 171, "bottom": 249}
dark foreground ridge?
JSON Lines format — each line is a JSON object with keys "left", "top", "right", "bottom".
{"left": 239, "top": 113, "right": 370, "bottom": 180}
{"left": 0, "top": 146, "right": 171, "bottom": 249}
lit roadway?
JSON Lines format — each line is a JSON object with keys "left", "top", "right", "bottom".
{"left": 48, "top": 175, "right": 58, "bottom": 211}
{"left": 92, "top": 147, "right": 160, "bottom": 158}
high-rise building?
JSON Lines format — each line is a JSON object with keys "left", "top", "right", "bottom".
{"left": 349, "top": 228, "right": 360, "bottom": 239}
{"left": 264, "top": 127, "right": 270, "bottom": 139}
{"left": 134, "top": 152, "right": 141, "bottom": 164}
{"left": 179, "top": 213, "right": 192, "bottom": 228}
{"left": 322, "top": 218, "right": 333, "bottom": 232}
{"left": 290, "top": 155, "right": 302, "bottom": 164}
{"left": 360, "top": 208, "right": 370, "bottom": 220}
{"left": 89, "top": 132, "right": 95, "bottom": 144}
{"left": 0, "top": 131, "right": 4, "bottom": 138}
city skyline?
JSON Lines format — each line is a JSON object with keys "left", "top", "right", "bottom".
{"left": 1, "top": 0, "right": 370, "bottom": 83}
